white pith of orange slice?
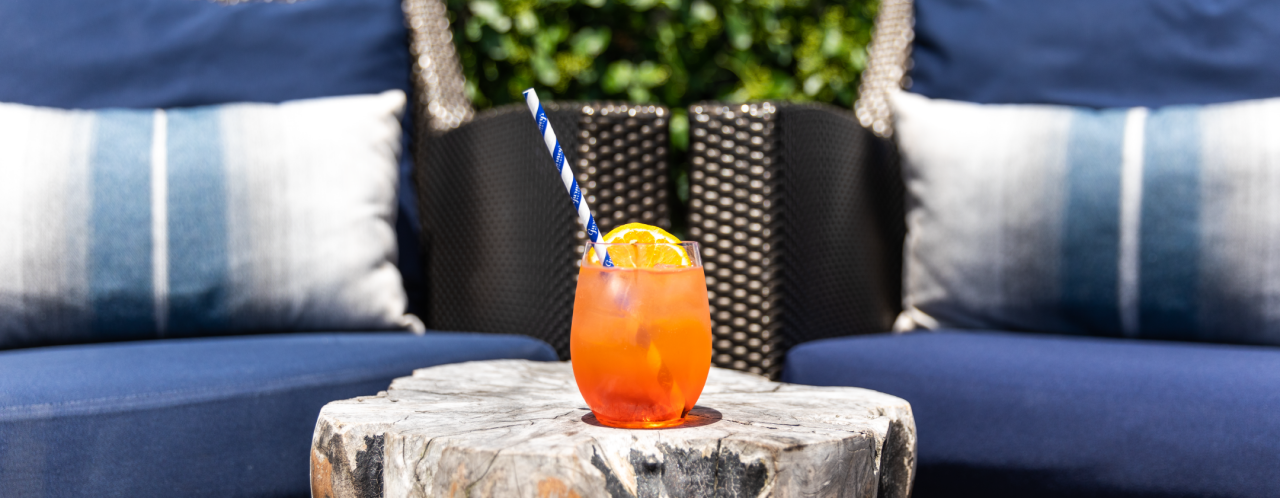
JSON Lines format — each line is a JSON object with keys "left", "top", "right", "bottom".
{"left": 589, "top": 223, "right": 692, "bottom": 268}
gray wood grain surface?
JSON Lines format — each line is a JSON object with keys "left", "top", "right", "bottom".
{"left": 311, "top": 359, "right": 914, "bottom": 498}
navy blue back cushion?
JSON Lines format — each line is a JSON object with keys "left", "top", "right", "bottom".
{"left": 0, "top": 0, "right": 426, "bottom": 314}
{"left": 911, "top": 0, "right": 1280, "bottom": 107}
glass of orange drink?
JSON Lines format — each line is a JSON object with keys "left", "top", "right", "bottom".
{"left": 570, "top": 223, "right": 713, "bottom": 429}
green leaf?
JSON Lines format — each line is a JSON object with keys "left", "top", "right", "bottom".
{"left": 570, "top": 27, "right": 610, "bottom": 57}
{"left": 691, "top": 0, "right": 717, "bottom": 23}
{"left": 849, "top": 46, "right": 868, "bottom": 71}
{"left": 624, "top": 0, "right": 660, "bottom": 12}
{"left": 468, "top": 0, "right": 510, "bottom": 33}
{"left": 725, "top": 9, "right": 753, "bottom": 50}
{"left": 821, "top": 26, "right": 843, "bottom": 57}
{"left": 465, "top": 16, "right": 484, "bottom": 42}
{"left": 467, "top": 0, "right": 500, "bottom": 20}
{"left": 532, "top": 54, "right": 560, "bottom": 86}
{"left": 515, "top": 10, "right": 539, "bottom": 35}
{"left": 602, "top": 61, "right": 634, "bottom": 94}
{"left": 627, "top": 86, "right": 652, "bottom": 102}
{"left": 803, "top": 73, "right": 823, "bottom": 96}
{"left": 633, "top": 61, "right": 670, "bottom": 87}
{"left": 486, "top": 38, "right": 509, "bottom": 61}
{"left": 670, "top": 108, "right": 689, "bottom": 152}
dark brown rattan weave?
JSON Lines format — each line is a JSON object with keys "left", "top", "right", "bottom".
{"left": 416, "top": 103, "right": 670, "bottom": 359}
{"left": 569, "top": 104, "right": 673, "bottom": 262}
{"left": 688, "top": 102, "right": 904, "bottom": 377}
{"left": 688, "top": 103, "right": 785, "bottom": 377}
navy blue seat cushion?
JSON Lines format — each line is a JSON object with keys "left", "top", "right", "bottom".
{"left": 0, "top": 332, "right": 556, "bottom": 497}
{"left": 911, "top": 0, "right": 1280, "bottom": 108}
{"left": 0, "top": 0, "right": 426, "bottom": 313}
{"left": 783, "top": 331, "right": 1280, "bottom": 498}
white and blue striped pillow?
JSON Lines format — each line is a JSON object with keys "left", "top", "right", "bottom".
{"left": 0, "top": 91, "right": 419, "bottom": 349}
{"left": 892, "top": 91, "right": 1280, "bottom": 345}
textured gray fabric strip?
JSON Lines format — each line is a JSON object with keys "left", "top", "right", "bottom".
{"left": 1140, "top": 106, "right": 1202, "bottom": 339}
{"left": 89, "top": 109, "right": 155, "bottom": 338}
{"left": 1062, "top": 108, "right": 1126, "bottom": 335}
{"left": 167, "top": 107, "right": 229, "bottom": 334}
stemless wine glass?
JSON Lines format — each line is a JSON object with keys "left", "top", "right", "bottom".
{"left": 570, "top": 241, "right": 714, "bottom": 428}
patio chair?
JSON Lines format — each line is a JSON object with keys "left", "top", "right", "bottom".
{"left": 689, "top": 0, "right": 1280, "bottom": 496}
{"left": 0, "top": 0, "right": 665, "bottom": 495}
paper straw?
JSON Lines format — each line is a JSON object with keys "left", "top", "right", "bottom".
{"left": 523, "top": 88, "right": 614, "bottom": 267}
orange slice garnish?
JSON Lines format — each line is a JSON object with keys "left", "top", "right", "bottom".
{"left": 590, "top": 223, "right": 691, "bottom": 268}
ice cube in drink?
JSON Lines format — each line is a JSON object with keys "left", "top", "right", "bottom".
{"left": 570, "top": 259, "right": 713, "bottom": 428}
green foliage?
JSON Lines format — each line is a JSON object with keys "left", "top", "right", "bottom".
{"left": 447, "top": 0, "right": 878, "bottom": 233}
{"left": 450, "top": 0, "right": 877, "bottom": 111}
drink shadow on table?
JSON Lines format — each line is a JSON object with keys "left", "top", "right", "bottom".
{"left": 580, "top": 406, "right": 723, "bottom": 429}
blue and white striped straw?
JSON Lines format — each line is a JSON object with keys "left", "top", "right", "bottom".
{"left": 523, "top": 88, "right": 614, "bottom": 267}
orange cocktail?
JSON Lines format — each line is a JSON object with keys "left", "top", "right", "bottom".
{"left": 571, "top": 234, "right": 712, "bottom": 428}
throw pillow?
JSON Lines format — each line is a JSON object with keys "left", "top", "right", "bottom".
{"left": 892, "top": 90, "right": 1280, "bottom": 345}
{"left": 0, "top": 0, "right": 429, "bottom": 317}
{"left": 0, "top": 91, "right": 419, "bottom": 349}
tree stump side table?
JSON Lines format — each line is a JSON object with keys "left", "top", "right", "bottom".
{"left": 311, "top": 360, "right": 915, "bottom": 498}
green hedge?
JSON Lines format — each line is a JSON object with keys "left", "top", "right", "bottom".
{"left": 447, "top": 0, "right": 878, "bottom": 230}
